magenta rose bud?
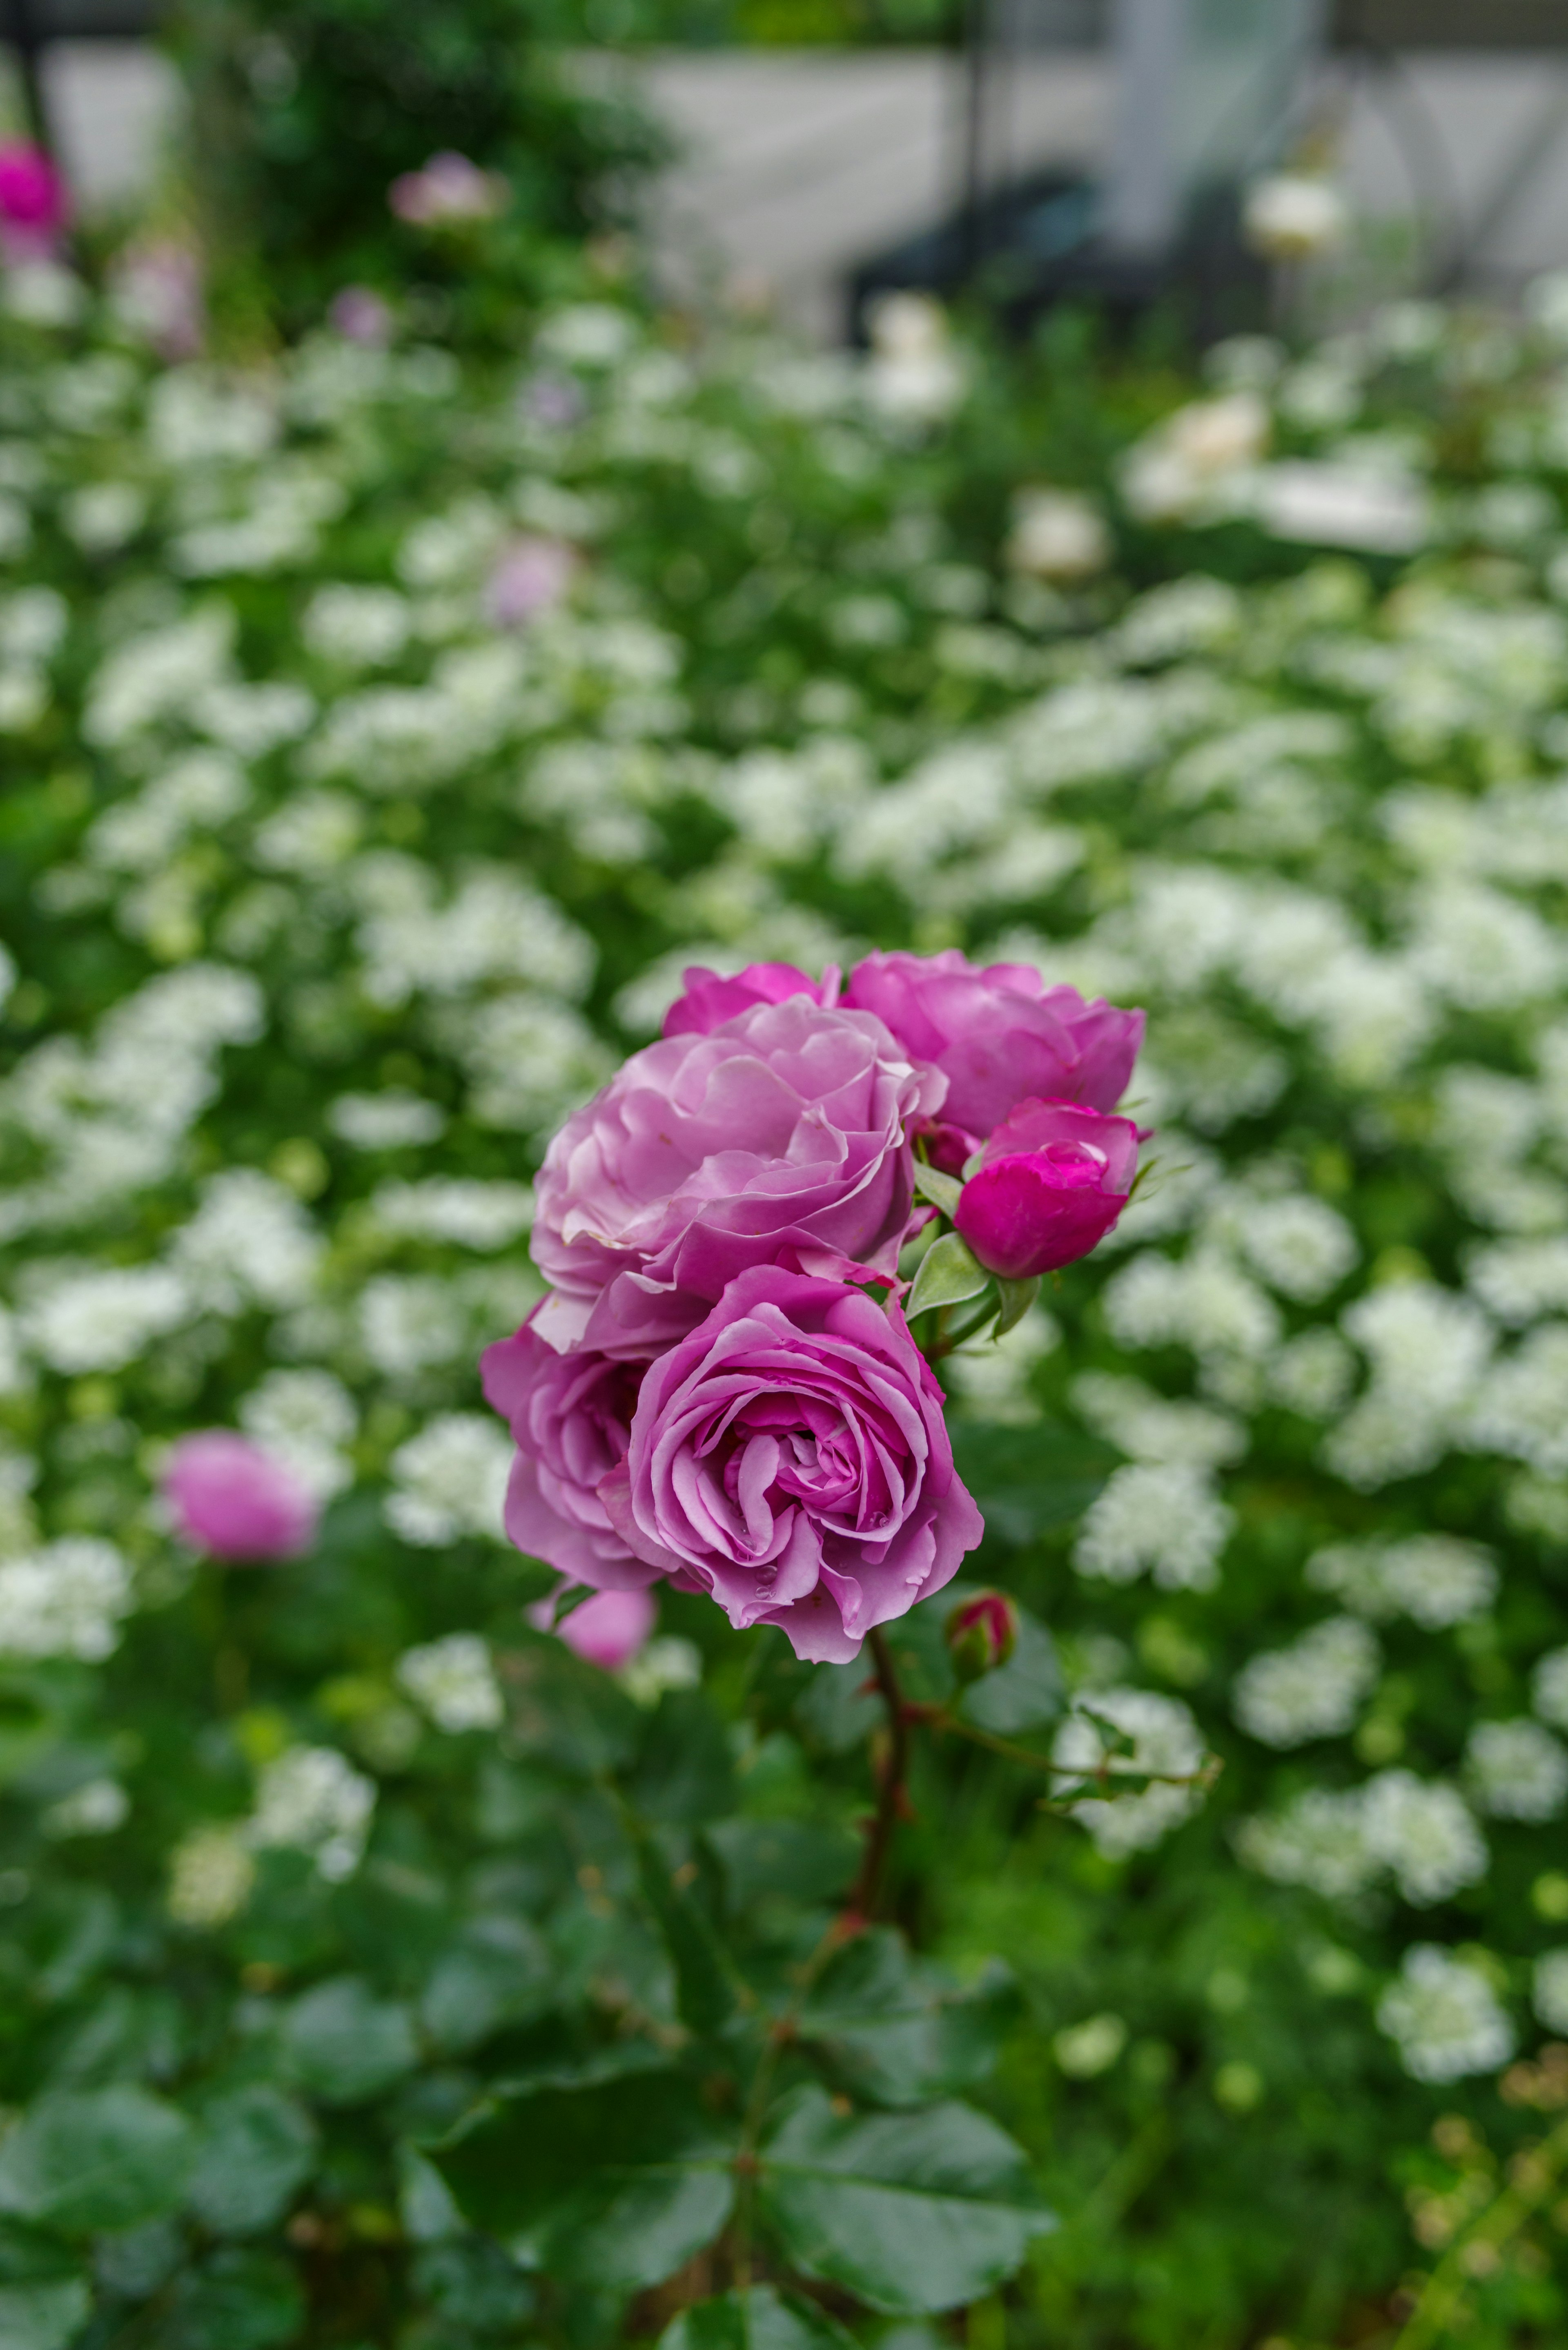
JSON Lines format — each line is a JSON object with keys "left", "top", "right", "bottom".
{"left": 843, "top": 950, "right": 1144, "bottom": 1137}
{"left": 0, "top": 142, "right": 68, "bottom": 262}
{"left": 481, "top": 1316, "right": 650, "bottom": 1590}
{"left": 530, "top": 995, "right": 946, "bottom": 1355}
{"left": 662, "top": 962, "right": 840, "bottom": 1039}
{"left": 597, "top": 1265, "right": 983, "bottom": 1663}
{"left": 953, "top": 1098, "right": 1140, "bottom": 1280}
{"left": 946, "top": 1590, "right": 1018, "bottom": 1681}
{"left": 533, "top": 1586, "right": 657, "bottom": 1672}
{"left": 163, "top": 1432, "right": 318, "bottom": 1563}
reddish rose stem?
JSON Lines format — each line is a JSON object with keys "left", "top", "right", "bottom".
{"left": 847, "top": 1627, "right": 911, "bottom": 1922}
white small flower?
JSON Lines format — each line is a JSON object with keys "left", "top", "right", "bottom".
{"left": 1074, "top": 1463, "right": 1234, "bottom": 1593}
{"left": 40, "top": 1778, "right": 129, "bottom": 1839}
{"left": 619, "top": 1637, "right": 703, "bottom": 1708}
{"left": 1007, "top": 489, "right": 1109, "bottom": 582}
{"left": 1052, "top": 1688, "right": 1205, "bottom": 1857}
{"left": 1235, "top": 1787, "right": 1378, "bottom": 1902}
{"left": 168, "top": 1824, "right": 257, "bottom": 1928}
{"left": 1533, "top": 1950, "right": 1568, "bottom": 2036}
{"left": 1533, "top": 1647, "right": 1568, "bottom": 1733}
{"left": 1378, "top": 1946, "right": 1513, "bottom": 2084}
{"left": 396, "top": 1632, "right": 503, "bottom": 1733}
{"left": 1465, "top": 1719, "right": 1568, "bottom": 1822}
{"left": 1070, "top": 1372, "right": 1243, "bottom": 1468}
{"left": 328, "top": 1091, "right": 447, "bottom": 1150}
{"left": 370, "top": 1178, "right": 534, "bottom": 1251}
{"left": 1233, "top": 1617, "right": 1380, "bottom": 1750}
{"left": 359, "top": 1276, "right": 470, "bottom": 1380}
{"left": 169, "top": 1170, "right": 323, "bottom": 1315}
{"left": 22, "top": 1263, "right": 191, "bottom": 1373}
{"left": 385, "top": 1414, "right": 512, "bottom": 1547}
{"left": 1306, "top": 1535, "right": 1498, "bottom": 1630}
{"left": 0, "top": 1538, "right": 133, "bottom": 1661}
{"left": 1361, "top": 1771, "right": 1488, "bottom": 1906}
{"left": 240, "top": 1368, "right": 358, "bottom": 1503}
{"left": 1243, "top": 174, "right": 1349, "bottom": 261}
{"left": 1230, "top": 1195, "right": 1358, "bottom": 1303}
{"left": 250, "top": 1746, "right": 375, "bottom": 1882}
{"left": 303, "top": 584, "right": 412, "bottom": 668}
{"left": 1269, "top": 1329, "right": 1356, "bottom": 1418}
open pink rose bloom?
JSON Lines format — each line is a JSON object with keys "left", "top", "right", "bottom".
{"left": 487, "top": 952, "right": 1144, "bottom": 1658}
{"left": 163, "top": 1431, "right": 318, "bottom": 1563}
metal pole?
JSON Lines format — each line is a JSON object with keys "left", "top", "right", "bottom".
{"left": 960, "top": 0, "right": 989, "bottom": 279}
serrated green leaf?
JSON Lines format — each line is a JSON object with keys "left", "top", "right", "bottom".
{"left": 912, "top": 1162, "right": 964, "bottom": 1219}
{"left": 281, "top": 1976, "right": 418, "bottom": 2105}
{"left": 707, "top": 1818, "right": 860, "bottom": 1909}
{"left": 0, "top": 2279, "right": 90, "bottom": 2350}
{"left": 993, "top": 1275, "right": 1040, "bottom": 1337}
{"left": 187, "top": 2085, "right": 318, "bottom": 2237}
{"left": 634, "top": 1689, "right": 737, "bottom": 1826}
{"left": 0, "top": 2086, "right": 195, "bottom": 2235}
{"left": 797, "top": 1931, "right": 1016, "bottom": 2107}
{"left": 635, "top": 1833, "right": 737, "bottom": 2037}
{"left": 950, "top": 1421, "right": 1116, "bottom": 1545}
{"left": 757, "top": 2085, "right": 1053, "bottom": 2314}
{"left": 434, "top": 2069, "right": 738, "bottom": 2290}
{"left": 956, "top": 1608, "right": 1063, "bottom": 1737}
{"left": 906, "top": 1233, "right": 991, "bottom": 1320}
{"left": 420, "top": 1915, "right": 553, "bottom": 2053}
{"left": 659, "top": 2285, "right": 860, "bottom": 2350}
{"left": 167, "top": 2247, "right": 303, "bottom": 2350}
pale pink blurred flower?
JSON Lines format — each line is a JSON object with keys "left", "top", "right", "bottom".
{"left": 483, "top": 535, "right": 579, "bottom": 629}
{"left": 389, "top": 152, "right": 505, "bottom": 228}
{"left": 0, "top": 143, "right": 68, "bottom": 265}
{"left": 530, "top": 1587, "right": 656, "bottom": 1672}
{"left": 163, "top": 1431, "right": 318, "bottom": 1563}
{"left": 329, "top": 284, "right": 393, "bottom": 346}
{"left": 110, "top": 241, "right": 205, "bottom": 361}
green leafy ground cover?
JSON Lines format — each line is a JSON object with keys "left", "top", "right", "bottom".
{"left": 6, "top": 265, "right": 1568, "bottom": 2346}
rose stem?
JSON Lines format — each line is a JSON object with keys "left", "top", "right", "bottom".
{"left": 847, "top": 1626, "right": 911, "bottom": 1922}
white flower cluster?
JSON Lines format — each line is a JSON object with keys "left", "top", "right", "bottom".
{"left": 1239, "top": 1769, "right": 1487, "bottom": 1907}
{"left": 1051, "top": 1688, "right": 1205, "bottom": 1857}
{"left": 385, "top": 1415, "right": 513, "bottom": 1546}
{"left": 1073, "top": 1463, "right": 1235, "bottom": 1593}
{"left": 1377, "top": 1946, "right": 1514, "bottom": 2084}
{"left": 396, "top": 1633, "right": 504, "bottom": 1733}
{"left": 0, "top": 1538, "right": 133, "bottom": 1661}
{"left": 1232, "top": 1617, "right": 1381, "bottom": 1749}
{"left": 249, "top": 1746, "right": 375, "bottom": 1882}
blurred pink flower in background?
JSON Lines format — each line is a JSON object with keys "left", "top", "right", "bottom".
{"left": 109, "top": 241, "right": 205, "bottom": 360}
{"left": 329, "top": 284, "right": 393, "bottom": 346}
{"left": 0, "top": 142, "right": 68, "bottom": 264}
{"left": 483, "top": 535, "right": 579, "bottom": 629}
{"left": 389, "top": 152, "right": 505, "bottom": 228}
{"left": 164, "top": 1432, "right": 318, "bottom": 1562}
{"left": 530, "top": 1587, "right": 656, "bottom": 1672}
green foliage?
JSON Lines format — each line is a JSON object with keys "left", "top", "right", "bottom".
{"left": 169, "top": 0, "right": 667, "bottom": 341}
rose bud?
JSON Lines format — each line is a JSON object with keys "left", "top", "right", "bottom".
{"left": 163, "top": 1431, "right": 318, "bottom": 1563}
{"left": 952, "top": 1098, "right": 1140, "bottom": 1280}
{"left": 947, "top": 1591, "right": 1018, "bottom": 1682}
{"left": 529, "top": 1586, "right": 656, "bottom": 1672}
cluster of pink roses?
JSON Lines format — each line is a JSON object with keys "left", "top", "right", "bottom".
{"left": 485, "top": 953, "right": 1144, "bottom": 1664}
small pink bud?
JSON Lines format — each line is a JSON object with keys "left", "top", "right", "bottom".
{"left": 953, "top": 1097, "right": 1140, "bottom": 1280}
{"left": 484, "top": 535, "right": 579, "bottom": 629}
{"left": 530, "top": 1586, "right": 656, "bottom": 1673}
{"left": 946, "top": 1590, "right": 1018, "bottom": 1681}
{"left": 0, "top": 143, "right": 68, "bottom": 263}
{"left": 328, "top": 284, "right": 392, "bottom": 346}
{"left": 163, "top": 1432, "right": 318, "bottom": 1563}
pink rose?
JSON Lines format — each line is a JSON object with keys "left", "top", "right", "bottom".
{"left": 482, "top": 1316, "right": 648, "bottom": 1588}
{"left": 163, "top": 1432, "right": 317, "bottom": 1562}
{"left": 389, "top": 151, "right": 503, "bottom": 227}
{"left": 530, "top": 995, "right": 945, "bottom": 1356}
{"left": 843, "top": 950, "right": 1144, "bottom": 1138}
{"left": 598, "top": 1265, "right": 982, "bottom": 1663}
{"left": 952, "top": 1098, "right": 1139, "bottom": 1280}
{"left": 662, "top": 961, "right": 840, "bottom": 1039}
{"left": 0, "top": 143, "right": 67, "bottom": 263}
{"left": 530, "top": 1586, "right": 657, "bottom": 1672}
